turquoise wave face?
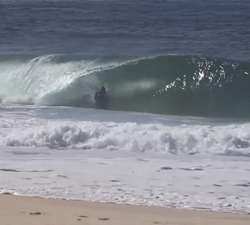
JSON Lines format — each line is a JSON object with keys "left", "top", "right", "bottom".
{"left": 0, "top": 54, "right": 249, "bottom": 118}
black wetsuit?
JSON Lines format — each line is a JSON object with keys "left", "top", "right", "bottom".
{"left": 94, "top": 87, "right": 106, "bottom": 102}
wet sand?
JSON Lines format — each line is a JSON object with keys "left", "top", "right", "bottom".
{"left": 0, "top": 195, "right": 249, "bottom": 225}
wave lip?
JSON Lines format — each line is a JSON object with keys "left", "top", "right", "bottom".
{"left": 0, "top": 54, "right": 250, "bottom": 118}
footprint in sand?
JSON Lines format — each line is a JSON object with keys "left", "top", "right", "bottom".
{"left": 30, "top": 212, "right": 42, "bottom": 215}
{"left": 98, "top": 218, "right": 110, "bottom": 221}
{"left": 79, "top": 215, "right": 89, "bottom": 218}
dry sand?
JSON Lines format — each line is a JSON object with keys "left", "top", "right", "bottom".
{"left": 0, "top": 194, "right": 249, "bottom": 225}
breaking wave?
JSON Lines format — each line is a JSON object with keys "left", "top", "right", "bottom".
{"left": 0, "top": 54, "right": 249, "bottom": 118}
{"left": 2, "top": 120, "right": 250, "bottom": 157}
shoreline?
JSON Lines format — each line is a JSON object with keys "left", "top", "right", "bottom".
{"left": 1, "top": 194, "right": 249, "bottom": 225}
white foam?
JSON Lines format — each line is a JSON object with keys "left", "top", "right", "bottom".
{"left": 1, "top": 95, "right": 34, "bottom": 105}
{"left": 0, "top": 106, "right": 250, "bottom": 213}
{"left": 0, "top": 148, "right": 250, "bottom": 213}
{"left": 1, "top": 117, "right": 250, "bottom": 157}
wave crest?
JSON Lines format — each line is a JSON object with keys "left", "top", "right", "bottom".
{"left": 0, "top": 54, "right": 249, "bottom": 118}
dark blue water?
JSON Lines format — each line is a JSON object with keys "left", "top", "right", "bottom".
{"left": 0, "top": 0, "right": 250, "bottom": 118}
{"left": 0, "top": 0, "right": 249, "bottom": 61}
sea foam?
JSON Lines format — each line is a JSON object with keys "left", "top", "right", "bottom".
{"left": 1, "top": 119, "right": 250, "bottom": 157}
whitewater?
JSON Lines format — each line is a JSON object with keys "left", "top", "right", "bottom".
{"left": 1, "top": 0, "right": 250, "bottom": 215}
{"left": 1, "top": 54, "right": 250, "bottom": 213}
{"left": 0, "top": 103, "right": 250, "bottom": 213}
{"left": 1, "top": 54, "right": 250, "bottom": 214}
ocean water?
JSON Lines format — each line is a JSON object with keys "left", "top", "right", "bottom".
{"left": 0, "top": 0, "right": 250, "bottom": 213}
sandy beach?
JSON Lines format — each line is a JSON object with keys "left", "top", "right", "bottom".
{"left": 0, "top": 195, "right": 249, "bottom": 225}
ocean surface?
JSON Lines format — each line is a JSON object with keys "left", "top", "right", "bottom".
{"left": 0, "top": 0, "right": 250, "bottom": 213}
